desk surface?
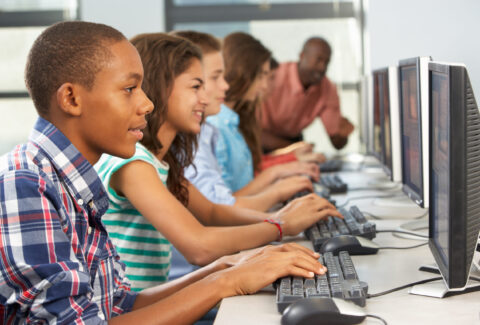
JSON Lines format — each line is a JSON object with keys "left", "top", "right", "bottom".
{"left": 214, "top": 170, "right": 480, "bottom": 325}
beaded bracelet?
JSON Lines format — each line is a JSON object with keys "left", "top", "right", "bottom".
{"left": 264, "top": 218, "right": 283, "bottom": 241}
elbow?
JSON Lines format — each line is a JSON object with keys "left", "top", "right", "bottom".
{"left": 182, "top": 245, "right": 218, "bottom": 266}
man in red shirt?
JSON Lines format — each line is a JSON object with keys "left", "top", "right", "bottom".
{"left": 260, "top": 37, "right": 354, "bottom": 151}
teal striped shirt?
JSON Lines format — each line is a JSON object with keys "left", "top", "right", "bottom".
{"left": 95, "top": 143, "right": 171, "bottom": 291}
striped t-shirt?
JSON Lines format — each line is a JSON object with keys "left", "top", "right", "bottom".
{"left": 95, "top": 143, "right": 171, "bottom": 291}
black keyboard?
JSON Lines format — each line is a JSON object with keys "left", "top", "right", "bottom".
{"left": 276, "top": 251, "right": 368, "bottom": 313}
{"left": 319, "top": 159, "right": 343, "bottom": 172}
{"left": 320, "top": 174, "right": 348, "bottom": 193}
{"left": 305, "top": 206, "right": 376, "bottom": 252}
{"left": 287, "top": 189, "right": 336, "bottom": 206}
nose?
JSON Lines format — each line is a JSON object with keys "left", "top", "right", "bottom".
{"left": 198, "top": 85, "right": 208, "bottom": 105}
{"left": 139, "top": 89, "right": 154, "bottom": 115}
{"left": 221, "top": 76, "right": 229, "bottom": 92}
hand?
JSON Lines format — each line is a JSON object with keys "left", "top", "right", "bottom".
{"left": 218, "top": 243, "right": 327, "bottom": 296}
{"left": 296, "top": 152, "right": 326, "bottom": 164}
{"left": 271, "top": 175, "right": 313, "bottom": 202}
{"left": 338, "top": 117, "right": 354, "bottom": 138}
{"left": 269, "top": 161, "right": 320, "bottom": 182}
{"left": 274, "top": 193, "right": 343, "bottom": 236}
{"left": 290, "top": 141, "right": 314, "bottom": 155}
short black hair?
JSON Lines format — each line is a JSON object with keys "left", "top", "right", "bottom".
{"left": 25, "top": 21, "right": 126, "bottom": 117}
{"left": 302, "top": 37, "right": 331, "bottom": 54}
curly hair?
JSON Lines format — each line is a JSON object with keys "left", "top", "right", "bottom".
{"left": 130, "top": 33, "right": 202, "bottom": 206}
{"left": 25, "top": 21, "right": 125, "bottom": 117}
{"left": 222, "top": 32, "right": 271, "bottom": 171}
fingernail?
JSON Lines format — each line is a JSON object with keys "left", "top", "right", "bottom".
{"left": 313, "top": 252, "right": 320, "bottom": 257}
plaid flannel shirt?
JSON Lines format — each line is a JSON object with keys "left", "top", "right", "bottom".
{"left": 0, "top": 117, "right": 137, "bottom": 324}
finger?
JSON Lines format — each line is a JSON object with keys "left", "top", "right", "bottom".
{"left": 285, "top": 254, "right": 327, "bottom": 276}
{"left": 278, "top": 243, "right": 320, "bottom": 258}
{"left": 316, "top": 208, "right": 343, "bottom": 220}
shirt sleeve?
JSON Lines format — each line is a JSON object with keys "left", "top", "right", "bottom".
{"left": 0, "top": 169, "right": 134, "bottom": 323}
{"left": 318, "top": 80, "right": 342, "bottom": 136}
{"left": 212, "top": 127, "right": 236, "bottom": 191}
{"left": 260, "top": 152, "right": 297, "bottom": 171}
{"left": 186, "top": 131, "right": 236, "bottom": 205}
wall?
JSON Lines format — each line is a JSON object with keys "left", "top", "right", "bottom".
{"left": 368, "top": 0, "right": 480, "bottom": 95}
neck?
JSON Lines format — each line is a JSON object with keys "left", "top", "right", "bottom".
{"left": 297, "top": 62, "right": 310, "bottom": 90}
{"left": 224, "top": 101, "right": 235, "bottom": 109}
{"left": 155, "top": 122, "right": 177, "bottom": 161}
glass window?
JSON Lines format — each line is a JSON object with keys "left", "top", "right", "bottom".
{"left": 0, "top": 0, "right": 77, "bottom": 12}
{"left": 174, "top": 0, "right": 349, "bottom": 5}
{"left": 0, "top": 98, "right": 37, "bottom": 155}
{"left": 0, "top": 27, "right": 44, "bottom": 92}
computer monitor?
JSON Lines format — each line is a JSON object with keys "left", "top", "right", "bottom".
{"left": 429, "top": 62, "right": 480, "bottom": 292}
{"left": 359, "top": 74, "right": 373, "bottom": 154}
{"left": 373, "top": 66, "right": 402, "bottom": 182}
{"left": 372, "top": 71, "right": 382, "bottom": 161}
{"left": 398, "top": 56, "right": 431, "bottom": 208}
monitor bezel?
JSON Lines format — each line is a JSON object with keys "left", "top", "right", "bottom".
{"left": 398, "top": 56, "right": 430, "bottom": 208}
{"left": 428, "top": 62, "right": 469, "bottom": 289}
{"left": 372, "top": 69, "right": 385, "bottom": 162}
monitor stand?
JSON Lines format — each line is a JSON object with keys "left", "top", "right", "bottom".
{"left": 372, "top": 195, "right": 417, "bottom": 208}
{"left": 409, "top": 251, "right": 480, "bottom": 298}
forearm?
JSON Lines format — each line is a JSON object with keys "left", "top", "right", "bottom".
{"left": 131, "top": 260, "right": 228, "bottom": 308}
{"left": 261, "top": 129, "right": 295, "bottom": 151}
{"left": 180, "top": 222, "right": 278, "bottom": 266}
{"left": 209, "top": 203, "right": 270, "bottom": 226}
{"left": 110, "top": 271, "right": 230, "bottom": 325}
{"left": 233, "top": 188, "right": 281, "bottom": 212}
{"left": 234, "top": 168, "right": 277, "bottom": 196}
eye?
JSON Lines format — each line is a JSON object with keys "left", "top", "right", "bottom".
{"left": 125, "top": 86, "right": 136, "bottom": 93}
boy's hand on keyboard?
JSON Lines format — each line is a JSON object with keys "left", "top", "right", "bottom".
{"left": 274, "top": 193, "right": 343, "bottom": 236}
{"left": 272, "top": 175, "right": 313, "bottom": 201}
{"left": 269, "top": 161, "right": 320, "bottom": 182}
{"left": 219, "top": 243, "right": 326, "bottom": 296}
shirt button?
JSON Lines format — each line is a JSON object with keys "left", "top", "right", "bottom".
{"left": 78, "top": 199, "right": 84, "bottom": 205}
{"left": 88, "top": 200, "right": 94, "bottom": 208}
{"left": 88, "top": 227, "right": 92, "bottom": 235}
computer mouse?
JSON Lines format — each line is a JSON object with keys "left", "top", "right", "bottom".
{"left": 281, "top": 297, "right": 366, "bottom": 325}
{"left": 320, "top": 235, "right": 379, "bottom": 255}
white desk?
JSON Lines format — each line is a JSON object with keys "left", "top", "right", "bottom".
{"left": 214, "top": 170, "right": 480, "bottom": 325}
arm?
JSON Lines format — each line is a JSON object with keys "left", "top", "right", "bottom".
{"left": 233, "top": 175, "right": 314, "bottom": 211}
{"left": 109, "top": 243, "right": 326, "bottom": 325}
{"left": 111, "top": 160, "right": 279, "bottom": 265}
{"left": 261, "top": 128, "right": 297, "bottom": 151}
{"left": 111, "top": 161, "right": 340, "bottom": 266}
{"left": 0, "top": 170, "right": 129, "bottom": 323}
{"left": 235, "top": 161, "right": 320, "bottom": 197}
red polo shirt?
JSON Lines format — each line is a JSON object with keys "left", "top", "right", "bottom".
{"left": 261, "top": 62, "right": 341, "bottom": 138}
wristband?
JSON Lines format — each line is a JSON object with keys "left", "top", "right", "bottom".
{"left": 264, "top": 218, "right": 283, "bottom": 241}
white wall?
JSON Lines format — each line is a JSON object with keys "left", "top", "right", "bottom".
{"left": 368, "top": 0, "right": 480, "bottom": 96}
{"left": 80, "top": 0, "right": 166, "bottom": 38}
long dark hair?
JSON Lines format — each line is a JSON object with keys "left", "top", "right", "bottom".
{"left": 131, "top": 33, "right": 202, "bottom": 206}
{"left": 222, "top": 32, "right": 271, "bottom": 171}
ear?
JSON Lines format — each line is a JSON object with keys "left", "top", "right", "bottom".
{"left": 56, "top": 83, "right": 82, "bottom": 117}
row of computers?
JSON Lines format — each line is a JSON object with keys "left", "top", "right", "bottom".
{"left": 276, "top": 57, "right": 480, "bottom": 323}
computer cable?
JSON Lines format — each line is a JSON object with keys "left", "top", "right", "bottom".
{"left": 366, "top": 277, "right": 442, "bottom": 298}
{"left": 366, "top": 276, "right": 480, "bottom": 299}
{"left": 377, "top": 242, "right": 428, "bottom": 250}
{"left": 337, "top": 194, "right": 404, "bottom": 209}
{"left": 365, "top": 314, "right": 388, "bottom": 325}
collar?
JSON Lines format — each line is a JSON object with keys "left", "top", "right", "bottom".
{"left": 208, "top": 103, "right": 239, "bottom": 127}
{"left": 30, "top": 117, "right": 109, "bottom": 216}
{"left": 288, "top": 62, "right": 306, "bottom": 95}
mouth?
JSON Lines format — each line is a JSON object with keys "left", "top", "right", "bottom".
{"left": 193, "top": 110, "right": 204, "bottom": 121}
{"left": 128, "top": 123, "right": 147, "bottom": 141}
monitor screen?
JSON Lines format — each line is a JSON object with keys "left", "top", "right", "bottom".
{"left": 400, "top": 65, "right": 422, "bottom": 196}
{"left": 430, "top": 70, "right": 450, "bottom": 269}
